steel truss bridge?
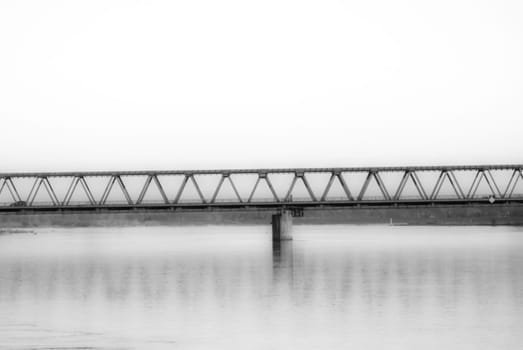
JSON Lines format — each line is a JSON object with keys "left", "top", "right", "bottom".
{"left": 0, "top": 164, "right": 523, "bottom": 213}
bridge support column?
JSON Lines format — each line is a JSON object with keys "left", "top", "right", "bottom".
{"left": 272, "top": 210, "right": 293, "bottom": 241}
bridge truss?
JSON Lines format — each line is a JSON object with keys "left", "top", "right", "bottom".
{"left": 0, "top": 164, "right": 523, "bottom": 212}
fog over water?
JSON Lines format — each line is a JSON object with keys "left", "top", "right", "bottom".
{"left": 1, "top": 225, "right": 522, "bottom": 349}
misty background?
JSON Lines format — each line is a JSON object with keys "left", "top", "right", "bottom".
{"left": 1, "top": 0, "right": 522, "bottom": 172}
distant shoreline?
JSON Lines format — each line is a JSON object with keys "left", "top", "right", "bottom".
{"left": 0, "top": 228, "right": 36, "bottom": 234}
{"left": 1, "top": 204, "right": 523, "bottom": 227}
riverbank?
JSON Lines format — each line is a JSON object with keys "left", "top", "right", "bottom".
{"left": 1, "top": 203, "right": 523, "bottom": 227}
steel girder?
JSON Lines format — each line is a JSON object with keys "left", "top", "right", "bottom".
{"left": 0, "top": 165, "right": 522, "bottom": 209}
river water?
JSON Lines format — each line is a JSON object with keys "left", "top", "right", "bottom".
{"left": 0, "top": 225, "right": 522, "bottom": 349}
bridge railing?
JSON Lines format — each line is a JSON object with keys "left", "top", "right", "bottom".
{"left": 0, "top": 165, "right": 522, "bottom": 209}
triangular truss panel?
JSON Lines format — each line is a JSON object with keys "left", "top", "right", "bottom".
{"left": 8, "top": 178, "right": 34, "bottom": 204}
{"left": 465, "top": 170, "right": 501, "bottom": 199}
{"left": 451, "top": 170, "right": 477, "bottom": 198}
{"left": 341, "top": 172, "right": 368, "bottom": 200}
{"left": 0, "top": 178, "right": 22, "bottom": 205}
{"left": 60, "top": 176, "right": 96, "bottom": 205}
{"left": 488, "top": 170, "right": 513, "bottom": 198}
{"left": 99, "top": 175, "right": 134, "bottom": 205}
{"left": 247, "top": 174, "right": 279, "bottom": 202}
{"left": 267, "top": 174, "right": 294, "bottom": 200}
{"left": 503, "top": 169, "right": 523, "bottom": 198}
{"left": 136, "top": 175, "right": 169, "bottom": 204}
{"left": 281, "top": 174, "right": 317, "bottom": 202}
{"left": 117, "top": 176, "right": 148, "bottom": 203}
{"left": 378, "top": 172, "right": 404, "bottom": 198}
{"left": 413, "top": 171, "right": 440, "bottom": 197}
{"left": 174, "top": 175, "right": 206, "bottom": 204}
{"left": 46, "top": 177, "right": 75, "bottom": 204}
{"left": 156, "top": 175, "right": 186, "bottom": 202}
{"left": 193, "top": 174, "right": 223, "bottom": 203}
{"left": 430, "top": 171, "right": 464, "bottom": 200}
{"left": 393, "top": 171, "right": 428, "bottom": 200}
{"left": 229, "top": 174, "right": 259, "bottom": 202}
{"left": 26, "top": 177, "right": 60, "bottom": 206}
{"left": 82, "top": 176, "right": 113, "bottom": 204}
{"left": 321, "top": 172, "right": 352, "bottom": 201}
{"left": 303, "top": 172, "right": 331, "bottom": 201}
{"left": 352, "top": 172, "right": 391, "bottom": 201}
{"left": 211, "top": 175, "right": 243, "bottom": 203}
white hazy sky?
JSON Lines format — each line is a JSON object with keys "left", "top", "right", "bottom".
{"left": 0, "top": 0, "right": 522, "bottom": 172}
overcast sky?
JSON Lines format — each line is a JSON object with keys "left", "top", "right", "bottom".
{"left": 0, "top": 0, "right": 522, "bottom": 172}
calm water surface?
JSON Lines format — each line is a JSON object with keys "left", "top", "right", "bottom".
{"left": 0, "top": 225, "right": 522, "bottom": 349}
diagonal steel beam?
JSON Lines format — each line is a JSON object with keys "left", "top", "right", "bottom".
{"left": 358, "top": 172, "right": 373, "bottom": 201}
{"left": 467, "top": 170, "right": 482, "bottom": 198}
{"left": 430, "top": 171, "right": 446, "bottom": 200}
{"left": 0, "top": 178, "right": 6, "bottom": 202}
{"left": 321, "top": 173, "right": 336, "bottom": 201}
{"left": 301, "top": 174, "right": 317, "bottom": 202}
{"left": 337, "top": 173, "right": 353, "bottom": 200}
{"left": 27, "top": 177, "right": 59, "bottom": 205}
{"left": 42, "top": 177, "right": 59, "bottom": 205}
{"left": 210, "top": 175, "right": 226, "bottom": 203}
{"left": 136, "top": 175, "right": 153, "bottom": 205}
{"left": 100, "top": 176, "right": 116, "bottom": 205}
{"left": 115, "top": 176, "right": 133, "bottom": 205}
{"left": 152, "top": 175, "right": 169, "bottom": 204}
{"left": 173, "top": 175, "right": 189, "bottom": 204}
{"left": 373, "top": 172, "right": 391, "bottom": 200}
{"left": 0, "top": 178, "right": 20, "bottom": 203}
{"left": 249, "top": 174, "right": 279, "bottom": 202}
{"left": 247, "top": 176, "right": 261, "bottom": 203}
{"left": 470, "top": 171, "right": 494, "bottom": 197}
{"left": 410, "top": 171, "right": 428, "bottom": 200}
{"left": 431, "top": 171, "right": 464, "bottom": 199}
{"left": 79, "top": 177, "right": 96, "bottom": 205}
{"left": 447, "top": 171, "right": 464, "bottom": 199}
{"left": 467, "top": 170, "right": 498, "bottom": 198}
{"left": 485, "top": 170, "right": 501, "bottom": 197}
{"left": 284, "top": 175, "right": 298, "bottom": 201}
{"left": 63, "top": 177, "right": 79, "bottom": 205}
{"left": 319, "top": 172, "right": 353, "bottom": 201}
{"left": 4, "top": 178, "right": 22, "bottom": 202}
{"left": 26, "top": 178, "right": 41, "bottom": 205}
{"left": 65, "top": 177, "right": 96, "bottom": 205}
{"left": 227, "top": 176, "right": 243, "bottom": 203}
{"left": 396, "top": 171, "right": 428, "bottom": 200}
{"left": 394, "top": 171, "right": 410, "bottom": 200}
{"left": 264, "top": 175, "right": 280, "bottom": 202}
{"left": 190, "top": 175, "right": 206, "bottom": 204}
{"left": 503, "top": 169, "right": 523, "bottom": 198}
{"left": 503, "top": 169, "right": 517, "bottom": 198}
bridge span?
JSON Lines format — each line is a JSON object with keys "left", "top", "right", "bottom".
{"left": 1, "top": 164, "right": 523, "bottom": 239}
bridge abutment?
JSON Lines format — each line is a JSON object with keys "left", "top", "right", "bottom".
{"left": 272, "top": 210, "right": 293, "bottom": 241}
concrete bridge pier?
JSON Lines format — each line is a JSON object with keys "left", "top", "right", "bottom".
{"left": 272, "top": 210, "right": 293, "bottom": 241}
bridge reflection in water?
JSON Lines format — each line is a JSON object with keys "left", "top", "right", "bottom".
{"left": 0, "top": 226, "right": 522, "bottom": 349}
